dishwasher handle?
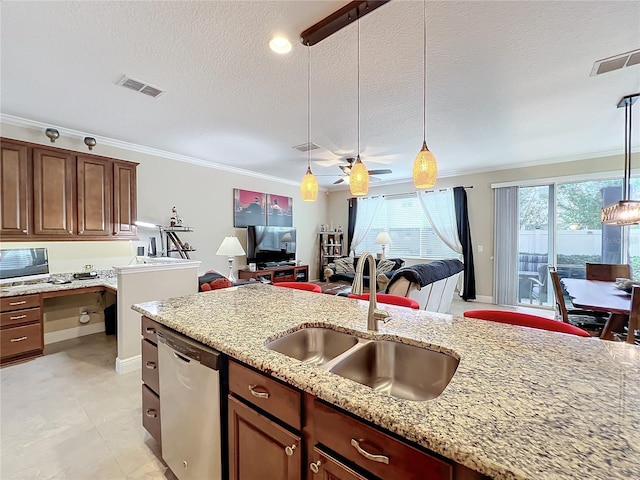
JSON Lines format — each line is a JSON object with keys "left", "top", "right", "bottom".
{"left": 157, "top": 330, "right": 222, "bottom": 370}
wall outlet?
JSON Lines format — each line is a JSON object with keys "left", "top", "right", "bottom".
{"left": 84, "top": 264, "right": 93, "bottom": 271}
{"left": 477, "top": 245, "right": 484, "bottom": 253}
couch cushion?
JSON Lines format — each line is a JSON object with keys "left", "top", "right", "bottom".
{"left": 334, "top": 257, "right": 356, "bottom": 274}
{"left": 376, "top": 258, "right": 397, "bottom": 274}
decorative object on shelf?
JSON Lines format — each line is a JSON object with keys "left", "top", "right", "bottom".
{"left": 84, "top": 137, "right": 97, "bottom": 151}
{"left": 349, "top": 19, "right": 369, "bottom": 196}
{"left": 374, "top": 231, "right": 392, "bottom": 258}
{"left": 233, "top": 189, "right": 266, "bottom": 227}
{"left": 320, "top": 224, "right": 325, "bottom": 232}
{"left": 266, "top": 194, "right": 293, "bottom": 227}
{"left": 216, "top": 236, "right": 246, "bottom": 282}
{"left": 170, "top": 206, "right": 184, "bottom": 227}
{"left": 300, "top": 43, "right": 318, "bottom": 202}
{"left": 45, "top": 128, "right": 60, "bottom": 143}
{"left": 413, "top": 0, "right": 438, "bottom": 189}
{"left": 601, "top": 92, "right": 640, "bottom": 225}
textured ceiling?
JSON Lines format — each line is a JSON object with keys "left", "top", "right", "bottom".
{"left": 1, "top": 1, "right": 639, "bottom": 189}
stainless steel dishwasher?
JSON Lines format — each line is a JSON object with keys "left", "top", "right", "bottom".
{"left": 157, "top": 329, "right": 223, "bottom": 480}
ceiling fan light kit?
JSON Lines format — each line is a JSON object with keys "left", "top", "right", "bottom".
{"left": 300, "top": 43, "right": 318, "bottom": 202}
{"left": 601, "top": 93, "right": 640, "bottom": 225}
{"left": 413, "top": 0, "right": 438, "bottom": 189}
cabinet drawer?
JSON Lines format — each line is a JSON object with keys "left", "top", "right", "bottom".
{"left": 313, "top": 401, "right": 452, "bottom": 480}
{"left": 0, "top": 307, "right": 40, "bottom": 327}
{"left": 0, "top": 322, "right": 43, "bottom": 359}
{"left": 141, "top": 339, "right": 159, "bottom": 394}
{"left": 142, "top": 384, "right": 161, "bottom": 449}
{"left": 1, "top": 294, "right": 40, "bottom": 312}
{"left": 229, "top": 360, "right": 301, "bottom": 430}
{"left": 273, "top": 275, "right": 295, "bottom": 283}
{"left": 141, "top": 316, "right": 161, "bottom": 344}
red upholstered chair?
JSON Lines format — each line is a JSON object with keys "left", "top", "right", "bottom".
{"left": 463, "top": 310, "right": 590, "bottom": 337}
{"left": 275, "top": 282, "right": 322, "bottom": 293}
{"left": 348, "top": 293, "right": 420, "bottom": 310}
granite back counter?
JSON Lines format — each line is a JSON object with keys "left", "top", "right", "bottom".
{"left": 132, "top": 284, "right": 640, "bottom": 480}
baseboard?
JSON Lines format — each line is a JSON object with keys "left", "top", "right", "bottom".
{"left": 475, "top": 295, "right": 494, "bottom": 304}
{"left": 44, "top": 322, "right": 106, "bottom": 345}
{"left": 115, "top": 354, "right": 141, "bottom": 375}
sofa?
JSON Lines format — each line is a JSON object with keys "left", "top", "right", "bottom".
{"left": 381, "top": 259, "right": 464, "bottom": 313}
{"left": 323, "top": 256, "right": 405, "bottom": 290}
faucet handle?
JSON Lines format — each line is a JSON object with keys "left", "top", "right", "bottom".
{"left": 373, "top": 308, "right": 391, "bottom": 323}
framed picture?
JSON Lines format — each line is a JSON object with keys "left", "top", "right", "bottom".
{"left": 266, "top": 194, "right": 293, "bottom": 227}
{"left": 234, "top": 189, "right": 266, "bottom": 227}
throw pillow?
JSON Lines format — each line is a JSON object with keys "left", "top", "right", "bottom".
{"left": 210, "top": 278, "right": 233, "bottom": 290}
{"left": 376, "top": 259, "right": 397, "bottom": 274}
{"left": 334, "top": 257, "right": 355, "bottom": 274}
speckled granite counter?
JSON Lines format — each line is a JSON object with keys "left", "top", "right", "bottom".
{"left": 0, "top": 271, "right": 117, "bottom": 297}
{"left": 132, "top": 284, "right": 640, "bottom": 480}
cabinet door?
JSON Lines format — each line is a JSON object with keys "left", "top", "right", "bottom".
{"left": 0, "top": 140, "right": 30, "bottom": 236}
{"left": 113, "top": 162, "right": 137, "bottom": 236}
{"left": 33, "top": 148, "right": 75, "bottom": 236}
{"left": 77, "top": 156, "right": 111, "bottom": 236}
{"left": 228, "top": 395, "right": 301, "bottom": 480}
{"left": 309, "top": 447, "right": 369, "bottom": 480}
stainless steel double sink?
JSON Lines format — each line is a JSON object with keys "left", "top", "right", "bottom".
{"left": 266, "top": 327, "right": 459, "bottom": 401}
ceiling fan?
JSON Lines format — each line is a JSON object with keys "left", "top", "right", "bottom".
{"left": 332, "top": 157, "right": 392, "bottom": 185}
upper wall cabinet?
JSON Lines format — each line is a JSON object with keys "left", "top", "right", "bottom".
{"left": 0, "top": 138, "right": 138, "bottom": 241}
{"left": 0, "top": 141, "right": 30, "bottom": 237}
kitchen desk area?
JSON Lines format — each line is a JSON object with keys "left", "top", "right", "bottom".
{"left": 133, "top": 284, "right": 640, "bottom": 480}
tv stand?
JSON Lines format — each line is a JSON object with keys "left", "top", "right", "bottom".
{"left": 238, "top": 264, "right": 308, "bottom": 284}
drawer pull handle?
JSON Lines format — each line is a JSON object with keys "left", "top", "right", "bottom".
{"left": 9, "top": 301, "right": 27, "bottom": 306}
{"left": 350, "top": 438, "right": 389, "bottom": 464}
{"left": 145, "top": 327, "right": 156, "bottom": 334}
{"left": 145, "top": 361, "right": 157, "bottom": 369}
{"left": 284, "top": 444, "right": 296, "bottom": 456}
{"left": 309, "top": 460, "right": 321, "bottom": 474}
{"left": 145, "top": 408, "right": 157, "bottom": 418}
{"left": 9, "top": 315, "right": 27, "bottom": 320}
{"left": 248, "top": 384, "right": 270, "bottom": 399}
{"left": 10, "top": 336, "right": 28, "bottom": 343}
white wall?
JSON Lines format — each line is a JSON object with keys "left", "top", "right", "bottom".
{"left": 1, "top": 122, "right": 328, "bottom": 280}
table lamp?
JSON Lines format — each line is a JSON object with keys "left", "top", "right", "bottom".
{"left": 216, "top": 236, "right": 246, "bottom": 282}
{"left": 281, "top": 232, "right": 293, "bottom": 252}
{"left": 374, "top": 231, "right": 392, "bottom": 258}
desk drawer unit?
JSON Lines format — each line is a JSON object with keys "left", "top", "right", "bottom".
{"left": 0, "top": 322, "right": 43, "bottom": 359}
{"left": 0, "top": 307, "right": 40, "bottom": 327}
{"left": 0, "top": 294, "right": 40, "bottom": 312}
{"left": 1, "top": 294, "right": 43, "bottom": 364}
{"left": 229, "top": 360, "right": 301, "bottom": 430}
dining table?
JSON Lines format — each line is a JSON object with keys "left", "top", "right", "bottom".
{"left": 561, "top": 278, "right": 635, "bottom": 343}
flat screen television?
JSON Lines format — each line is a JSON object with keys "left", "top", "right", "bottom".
{"left": 246, "top": 226, "right": 296, "bottom": 266}
{"left": 0, "top": 248, "right": 50, "bottom": 284}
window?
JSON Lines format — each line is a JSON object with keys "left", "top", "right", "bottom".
{"left": 356, "top": 193, "right": 458, "bottom": 259}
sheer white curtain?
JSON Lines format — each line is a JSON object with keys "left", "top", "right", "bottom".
{"left": 351, "top": 196, "right": 384, "bottom": 256}
{"left": 493, "top": 186, "right": 519, "bottom": 305}
{"left": 417, "top": 190, "right": 462, "bottom": 255}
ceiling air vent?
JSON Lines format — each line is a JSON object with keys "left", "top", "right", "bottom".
{"left": 591, "top": 49, "right": 640, "bottom": 76}
{"left": 117, "top": 75, "right": 165, "bottom": 98}
{"left": 292, "top": 142, "right": 321, "bottom": 152}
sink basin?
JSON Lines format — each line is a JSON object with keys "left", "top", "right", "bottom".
{"left": 329, "top": 340, "right": 459, "bottom": 401}
{"left": 266, "top": 328, "right": 358, "bottom": 367}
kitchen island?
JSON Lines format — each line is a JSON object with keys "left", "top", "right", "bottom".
{"left": 132, "top": 284, "right": 640, "bottom": 480}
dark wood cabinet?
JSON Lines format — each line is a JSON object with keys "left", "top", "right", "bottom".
{"left": 308, "top": 447, "right": 368, "bottom": 480}
{"left": 238, "top": 265, "right": 309, "bottom": 284}
{"left": 228, "top": 395, "right": 302, "bottom": 480}
{"left": 0, "top": 140, "right": 30, "bottom": 236}
{"left": 77, "top": 156, "right": 111, "bottom": 237}
{"left": 32, "top": 147, "right": 75, "bottom": 237}
{"left": 113, "top": 161, "right": 137, "bottom": 237}
{"left": 0, "top": 294, "right": 43, "bottom": 365}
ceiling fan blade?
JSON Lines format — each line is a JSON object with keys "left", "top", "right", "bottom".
{"left": 339, "top": 165, "right": 351, "bottom": 174}
{"left": 367, "top": 169, "right": 392, "bottom": 175}
{"left": 333, "top": 178, "right": 345, "bottom": 185}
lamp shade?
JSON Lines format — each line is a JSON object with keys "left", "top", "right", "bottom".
{"left": 413, "top": 141, "right": 437, "bottom": 189}
{"left": 216, "top": 236, "right": 245, "bottom": 256}
{"left": 281, "top": 232, "right": 293, "bottom": 242}
{"left": 374, "top": 231, "right": 392, "bottom": 245}
{"left": 349, "top": 156, "right": 369, "bottom": 196}
{"left": 300, "top": 166, "right": 318, "bottom": 202}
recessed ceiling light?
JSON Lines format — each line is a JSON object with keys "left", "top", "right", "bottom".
{"left": 269, "top": 36, "right": 292, "bottom": 55}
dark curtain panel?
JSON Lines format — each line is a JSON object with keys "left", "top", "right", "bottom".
{"left": 453, "top": 187, "right": 476, "bottom": 300}
{"left": 347, "top": 198, "right": 357, "bottom": 255}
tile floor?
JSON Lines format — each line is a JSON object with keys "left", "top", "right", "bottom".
{"left": 0, "top": 299, "right": 550, "bottom": 480}
{"left": 0, "top": 334, "right": 173, "bottom": 480}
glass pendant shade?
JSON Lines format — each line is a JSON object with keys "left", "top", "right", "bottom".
{"left": 601, "top": 200, "right": 640, "bottom": 225}
{"left": 413, "top": 141, "right": 437, "bottom": 188}
{"left": 349, "top": 156, "right": 369, "bottom": 196}
{"left": 300, "top": 166, "right": 318, "bottom": 202}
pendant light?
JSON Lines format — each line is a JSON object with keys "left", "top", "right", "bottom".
{"left": 350, "top": 18, "right": 370, "bottom": 196}
{"left": 413, "top": 0, "right": 437, "bottom": 189}
{"left": 601, "top": 93, "right": 640, "bottom": 225}
{"left": 300, "top": 43, "right": 319, "bottom": 202}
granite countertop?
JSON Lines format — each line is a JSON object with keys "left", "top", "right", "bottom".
{"left": 132, "top": 284, "right": 640, "bottom": 480}
{"left": 0, "top": 270, "right": 117, "bottom": 297}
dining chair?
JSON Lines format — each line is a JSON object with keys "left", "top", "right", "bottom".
{"left": 347, "top": 293, "right": 420, "bottom": 310}
{"left": 548, "top": 266, "right": 608, "bottom": 332}
{"left": 585, "top": 263, "right": 631, "bottom": 282}
{"left": 463, "top": 310, "right": 590, "bottom": 337}
{"left": 628, "top": 286, "right": 640, "bottom": 344}
{"left": 275, "top": 282, "right": 322, "bottom": 293}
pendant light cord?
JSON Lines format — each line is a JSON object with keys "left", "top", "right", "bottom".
{"left": 357, "top": 18, "right": 360, "bottom": 155}
{"left": 307, "top": 43, "right": 311, "bottom": 170}
{"left": 627, "top": 100, "right": 632, "bottom": 200}
{"left": 423, "top": 0, "right": 427, "bottom": 142}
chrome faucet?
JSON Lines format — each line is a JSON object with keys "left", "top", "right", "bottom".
{"left": 352, "top": 252, "right": 390, "bottom": 331}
